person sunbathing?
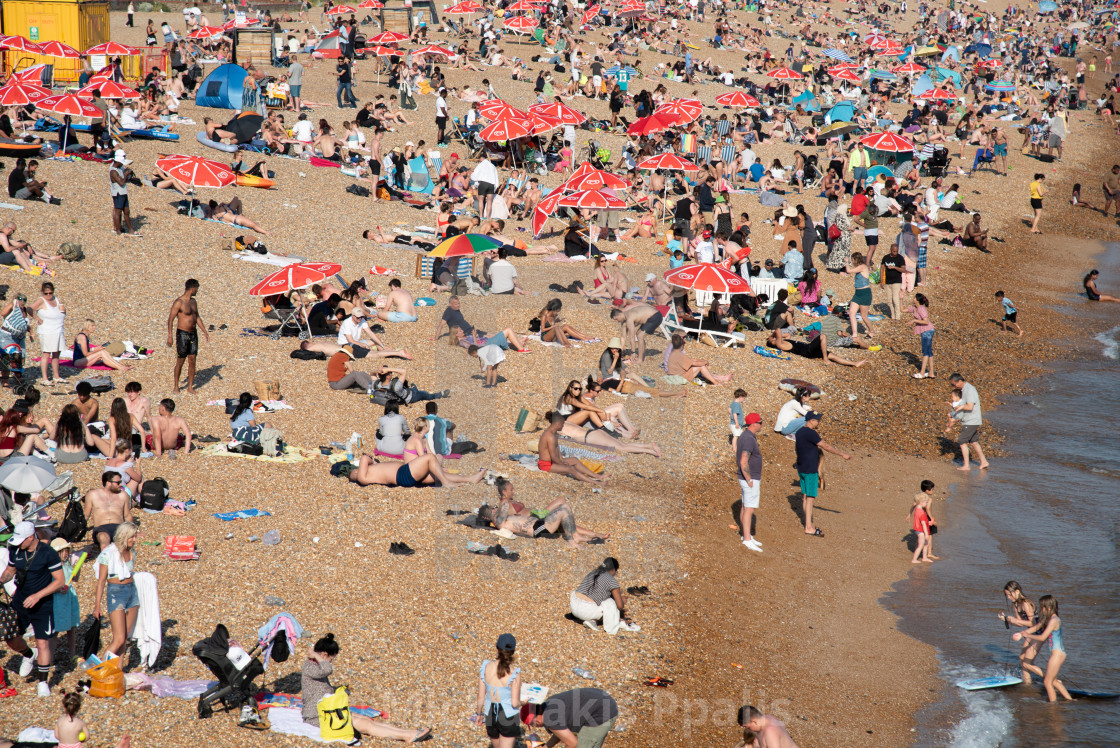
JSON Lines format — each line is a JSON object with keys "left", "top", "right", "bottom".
{"left": 537, "top": 411, "right": 608, "bottom": 484}
{"left": 347, "top": 453, "right": 484, "bottom": 487}
{"left": 477, "top": 480, "right": 609, "bottom": 548}
{"left": 147, "top": 398, "right": 192, "bottom": 455}
{"left": 202, "top": 116, "right": 237, "bottom": 144}
{"left": 0, "top": 222, "right": 59, "bottom": 272}
{"left": 538, "top": 299, "right": 596, "bottom": 346}
{"left": 71, "top": 319, "right": 132, "bottom": 371}
{"left": 145, "top": 167, "right": 192, "bottom": 195}
{"left": 766, "top": 329, "right": 867, "bottom": 367}
{"left": 205, "top": 197, "right": 269, "bottom": 235}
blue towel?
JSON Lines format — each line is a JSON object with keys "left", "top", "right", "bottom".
{"left": 213, "top": 508, "right": 272, "bottom": 521}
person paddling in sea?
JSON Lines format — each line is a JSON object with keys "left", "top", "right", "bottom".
{"left": 944, "top": 373, "right": 989, "bottom": 471}
{"left": 998, "top": 581, "right": 1041, "bottom": 684}
{"left": 1083, "top": 269, "right": 1120, "bottom": 302}
{"left": 1013, "top": 595, "right": 1073, "bottom": 702}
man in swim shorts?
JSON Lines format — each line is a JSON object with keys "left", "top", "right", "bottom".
{"left": 537, "top": 412, "right": 607, "bottom": 484}
{"left": 476, "top": 478, "right": 609, "bottom": 547}
{"left": 346, "top": 453, "right": 485, "bottom": 487}
{"left": 82, "top": 471, "right": 134, "bottom": 550}
{"left": 375, "top": 279, "right": 419, "bottom": 323}
{"left": 166, "top": 278, "right": 209, "bottom": 394}
{"left": 610, "top": 304, "right": 662, "bottom": 363}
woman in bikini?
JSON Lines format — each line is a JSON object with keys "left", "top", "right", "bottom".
{"left": 348, "top": 452, "right": 484, "bottom": 487}
{"left": 55, "top": 693, "right": 88, "bottom": 748}
{"left": 91, "top": 397, "right": 145, "bottom": 458}
{"left": 998, "top": 581, "right": 1041, "bottom": 684}
{"left": 578, "top": 256, "right": 619, "bottom": 303}
{"left": 402, "top": 417, "right": 431, "bottom": 462}
{"left": 0, "top": 404, "right": 50, "bottom": 458}
{"left": 1013, "top": 595, "right": 1073, "bottom": 702}
{"left": 71, "top": 320, "right": 131, "bottom": 372}
{"left": 621, "top": 208, "right": 657, "bottom": 241}
{"left": 556, "top": 380, "right": 614, "bottom": 432}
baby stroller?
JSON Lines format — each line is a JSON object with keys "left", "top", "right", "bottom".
{"left": 193, "top": 623, "right": 267, "bottom": 719}
{"left": 925, "top": 147, "right": 949, "bottom": 178}
{"left": 586, "top": 139, "right": 611, "bottom": 170}
{"left": 0, "top": 338, "right": 29, "bottom": 396}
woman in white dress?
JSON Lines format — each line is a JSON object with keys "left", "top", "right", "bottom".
{"left": 30, "top": 281, "right": 66, "bottom": 385}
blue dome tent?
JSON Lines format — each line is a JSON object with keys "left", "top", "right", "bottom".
{"left": 195, "top": 63, "right": 250, "bottom": 110}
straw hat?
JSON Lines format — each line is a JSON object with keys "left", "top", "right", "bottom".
{"left": 607, "top": 337, "right": 623, "bottom": 349}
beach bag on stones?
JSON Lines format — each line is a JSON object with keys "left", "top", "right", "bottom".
{"left": 59, "top": 242, "right": 84, "bottom": 262}
{"left": 79, "top": 376, "right": 114, "bottom": 393}
{"left": 516, "top": 407, "right": 542, "bottom": 433}
{"left": 346, "top": 184, "right": 370, "bottom": 198}
{"left": 229, "top": 442, "right": 264, "bottom": 456}
{"left": 88, "top": 658, "right": 125, "bottom": 699}
{"left": 255, "top": 379, "right": 281, "bottom": 402}
{"left": 318, "top": 686, "right": 357, "bottom": 741}
{"left": 139, "top": 477, "right": 169, "bottom": 511}
{"left": 59, "top": 498, "right": 89, "bottom": 543}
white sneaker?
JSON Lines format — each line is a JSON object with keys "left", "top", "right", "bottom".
{"left": 583, "top": 620, "right": 600, "bottom": 632}
{"left": 37, "top": 682, "right": 51, "bottom": 697}
{"left": 744, "top": 539, "right": 763, "bottom": 553}
{"left": 19, "top": 650, "right": 37, "bottom": 677}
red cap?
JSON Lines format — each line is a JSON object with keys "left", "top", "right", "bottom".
{"left": 745, "top": 412, "right": 762, "bottom": 426}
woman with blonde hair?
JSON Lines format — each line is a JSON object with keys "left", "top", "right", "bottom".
{"left": 94, "top": 521, "right": 140, "bottom": 661}
{"left": 1013, "top": 595, "right": 1073, "bottom": 701}
{"left": 998, "top": 581, "right": 1040, "bottom": 683}
{"left": 72, "top": 319, "right": 132, "bottom": 371}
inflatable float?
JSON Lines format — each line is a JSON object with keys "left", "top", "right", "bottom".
{"left": 0, "top": 139, "right": 43, "bottom": 157}
{"left": 235, "top": 174, "right": 275, "bottom": 189}
{"left": 196, "top": 130, "right": 239, "bottom": 153}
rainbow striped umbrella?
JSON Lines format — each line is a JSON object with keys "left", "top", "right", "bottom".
{"left": 428, "top": 234, "right": 503, "bottom": 258}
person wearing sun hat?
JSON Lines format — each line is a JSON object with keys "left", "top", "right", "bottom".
{"left": 110, "top": 148, "right": 138, "bottom": 236}
{"left": 3, "top": 521, "right": 65, "bottom": 697}
{"left": 476, "top": 633, "right": 522, "bottom": 744}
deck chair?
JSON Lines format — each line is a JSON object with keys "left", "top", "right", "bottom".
{"left": 428, "top": 150, "right": 443, "bottom": 184}
{"left": 716, "top": 119, "right": 732, "bottom": 141}
{"left": 696, "top": 145, "right": 712, "bottom": 165}
{"left": 404, "top": 156, "right": 434, "bottom": 194}
{"left": 720, "top": 143, "right": 737, "bottom": 169}
{"left": 969, "top": 147, "right": 996, "bottom": 176}
{"left": 679, "top": 133, "right": 697, "bottom": 155}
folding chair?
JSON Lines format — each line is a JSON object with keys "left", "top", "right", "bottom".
{"left": 428, "top": 150, "right": 443, "bottom": 184}
{"left": 696, "top": 145, "right": 712, "bottom": 166}
{"left": 679, "top": 132, "right": 697, "bottom": 155}
{"left": 716, "top": 119, "right": 732, "bottom": 141}
{"left": 720, "top": 144, "right": 737, "bottom": 169}
{"left": 968, "top": 148, "right": 996, "bottom": 176}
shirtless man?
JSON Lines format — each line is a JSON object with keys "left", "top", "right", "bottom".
{"left": 537, "top": 412, "right": 607, "bottom": 484}
{"left": 375, "top": 279, "right": 418, "bottom": 323}
{"left": 124, "top": 381, "right": 151, "bottom": 426}
{"left": 640, "top": 272, "right": 673, "bottom": 308}
{"left": 83, "top": 471, "right": 134, "bottom": 550}
{"left": 72, "top": 381, "right": 99, "bottom": 424}
{"left": 166, "top": 279, "right": 209, "bottom": 394}
{"left": 610, "top": 304, "right": 663, "bottom": 363}
{"left": 148, "top": 398, "right": 192, "bottom": 456}
{"left": 739, "top": 706, "right": 799, "bottom": 748}
{"left": 478, "top": 478, "right": 609, "bottom": 547}
{"left": 347, "top": 452, "right": 484, "bottom": 487}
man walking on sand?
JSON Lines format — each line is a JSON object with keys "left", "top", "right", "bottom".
{"left": 737, "top": 412, "right": 764, "bottom": 552}
{"left": 166, "top": 279, "right": 209, "bottom": 394}
{"left": 945, "top": 373, "right": 989, "bottom": 471}
{"left": 794, "top": 412, "right": 850, "bottom": 538}
{"left": 1102, "top": 164, "right": 1120, "bottom": 217}
{"left": 738, "top": 705, "right": 799, "bottom": 748}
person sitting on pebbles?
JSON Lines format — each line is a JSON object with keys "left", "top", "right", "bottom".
{"left": 476, "top": 478, "right": 610, "bottom": 548}
{"left": 348, "top": 452, "right": 485, "bottom": 487}
{"left": 536, "top": 411, "right": 608, "bottom": 484}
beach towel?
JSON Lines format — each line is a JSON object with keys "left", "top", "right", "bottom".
{"left": 212, "top": 508, "right": 272, "bottom": 521}
{"left": 256, "top": 693, "right": 383, "bottom": 719}
{"left": 232, "top": 250, "right": 306, "bottom": 266}
{"left": 369, "top": 266, "right": 398, "bottom": 275}
{"left": 129, "top": 572, "right": 162, "bottom": 668}
{"left": 201, "top": 442, "right": 318, "bottom": 463}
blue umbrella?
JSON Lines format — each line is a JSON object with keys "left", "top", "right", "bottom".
{"left": 870, "top": 69, "right": 898, "bottom": 81}
{"left": 1038, "top": 0, "right": 1057, "bottom": 11}
{"left": 823, "top": 48, "right": 854, "bottom": 63}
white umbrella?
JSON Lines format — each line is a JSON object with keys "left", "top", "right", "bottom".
{"left": 0, "top": 454, "right": 56, "bottom": 493}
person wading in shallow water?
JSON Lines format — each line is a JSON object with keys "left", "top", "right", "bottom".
{"left": 166, "top": 278, "right": 209, "bottom": 394}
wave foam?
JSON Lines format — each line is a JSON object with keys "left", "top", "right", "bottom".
{"left": 1094, "top": 326, "right": 1120, "bottom": 360}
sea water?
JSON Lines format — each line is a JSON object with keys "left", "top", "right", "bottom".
{"left": 886, "top": 243, "right": 1120, "bottom": 747}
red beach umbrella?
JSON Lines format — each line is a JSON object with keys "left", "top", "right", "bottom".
{"left": 507, "top": 0, "right": 538, "bottom": 10}
{"left": 362, "top": 45, "right": 402, "bottom": 58}
{"left": 504, "top": 15, "right": 539, "bottom": 31}
{"left": 532, "top": 187, "right": 566, "bottom": 237}
{"left": 636, "top": 153, "right": 698, "bottom": 171}
{"left": 155, "top": 154, "right": 237, "bottom": 188}
{"left": 0, "top": 83, "right": 51, "bottom": 107}
{"left": 188, "top": 26, "right": 225, "bottom": 39}
{"left": 411, "top": 45, "right": 454, "bottom": 58}
{"left": 917, "top": 88, "right": 957, "bottom": 101}
{"left": 715, "top": 91, "right": 761, "bottom": 107}
{"left": 526, "top": 112, "right": 563, "bottom": 135}
{"left": 479, "top": 117, "right": 533, "bottom": 142}
{"left": 37, "top": 40, "right": 81, "bottom": 58}
{"left": 893, "top": 62, "right": 927, "bottom": 74}
{"left": 766, "top": 67, "right": 804, "bottom": 80}
{"left": 366, "top": 31, "right": 409, "bottom": 45}
{"left": 654, "top": 98, "right": 704, "bottom": 124}
{"left": 358, "top": 0, "right": 385, "bottom": 7}
{"left": 832, "top": 68, "right": 862, "bottom": 82}
{"left": 326, "top": 5, "right": 358, "bottom": 15}
{"left": 84, "top": 42, "right": 142, "bottom": 56}
{"left": 35, "top": 94, "right": 102, "bottom": 117}
{"left": 77, "top": 80, "right": 140, "bottom": 99}
{"left": 663, "top": 263, "right": 752, "bottom": 294}
{"left": 445, "top": 0, "right": 484, "bottom": 14}
{"left": 249, "top": 263, "right": 344, "bottom": 297}
{"left": 581, "top": 6, "right": 601, "bottom": 24}
{"left": 556, "top": 189, "right": 626, "bottom": 210}
{"left": 0, "top": 36, "right": 43, "bottom": 54}
{"left": 627, "top": 113, "right": 679, "bottom": 136}
{"left": 478, "top": 99, "right": 530, "bottom": 121}
{"left": 528, "top": 101, "right": 587, "bottom": 124}
{"left": 563, "top": 163, "right": 631, "bottom": 190}
{"left": 859, "top": 131, "right": 915, "bottom": 152}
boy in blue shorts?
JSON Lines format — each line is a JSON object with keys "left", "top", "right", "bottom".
{"left": 793, "top": 412, "right": 851, "bottom": 538}
{"left": 994, "top": 290, "right": 1022, "bottom": 336}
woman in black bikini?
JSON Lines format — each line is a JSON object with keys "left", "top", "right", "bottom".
{"left": 1084, "top": 269, "right": 1120, "bottom": 302}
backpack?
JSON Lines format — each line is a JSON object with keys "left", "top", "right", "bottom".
{"left": 58, "top": 500, "right": 88, "bottom": 543}
{"left": 346, "top": 184, "right": 371, "bottom": 197}
{"left": 330, "top": 460, "right": 355, "bottom": 478}
{"left": 59, "top": 242, "right": 84, "bottom": 262}
{"left": 79, "top": 376, "right": 114, "bottom": 393}
{"left": 139, "top": 477, "right": 169, "bottom": 511}
{"left": 229, "top": 442, "right": 264, "bottom": 456}
{"left": 290, "top": 349, "right": 327, "bottom": 360}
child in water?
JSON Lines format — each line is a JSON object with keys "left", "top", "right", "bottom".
{"left": 908, "top": 480, "right": 939, "bottom": 563}
{"left": 998, "top": 580, "right": 1041, "bottom": 683}
{"left": 1013, "top": 594, "right": 1073, "bottom": 702}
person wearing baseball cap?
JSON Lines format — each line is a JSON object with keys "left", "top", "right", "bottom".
{"left": 476, "top": 633, "right": 521, "bottom": 742}
{"left": 795, "top": 411, "right": 851, "bottom": 538}
{"left": 737, "top": 410, "right": 765, "bottom": 553}
{"left": 110, "top": 148, "right": 138, "bottom": 236}
{"left": 336, "top": 303, "right": 410, "bottom": 360}
{"left": 3, "top": 521, "right": 65, "bottom": 696}
{"left": 520, "top": 688, "right": 619, "bottom": 748}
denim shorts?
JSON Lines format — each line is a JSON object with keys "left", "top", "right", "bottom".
{"left": 107, "top": 582, "right": 139, "bottom": 613}
{"left": 920, "top": 329, "right": 935, "bottom": 357}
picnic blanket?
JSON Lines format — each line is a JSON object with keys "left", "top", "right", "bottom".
{"left": 257, "top": 693, "right": 384, "bottom": 722}
{"left": 200, "top": 442, "right": 318, "bottom": 463}
{"left": 233, "top": 251, "right": 307, "bottom": 266}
